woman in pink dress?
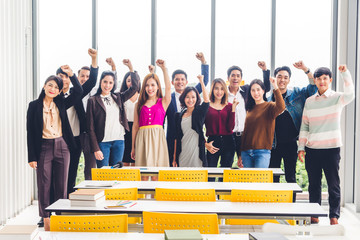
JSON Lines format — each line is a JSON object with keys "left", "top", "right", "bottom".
{"left": 131, "top": 60, "right": 171, "bottom": 168}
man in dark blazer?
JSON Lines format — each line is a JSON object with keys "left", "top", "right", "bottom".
{"left": 56, "top": 48, "right": 99, "bottom": 195}
{"left": 166, "top": 52, "right": 209, "bottom": 166}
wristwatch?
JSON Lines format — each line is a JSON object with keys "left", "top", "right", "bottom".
{"left": 304, "top": 68, "right": 310, "bottom": 74}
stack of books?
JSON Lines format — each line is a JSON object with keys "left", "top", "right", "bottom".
{"left": 69, "top": 189, "right": 105, "bottom": 207}
{"left": 0, "top": 225, "right": 38, "bottom": 240}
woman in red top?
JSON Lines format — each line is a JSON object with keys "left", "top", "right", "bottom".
{"left": 205, "top": 78, "right": 238, "bottom": 172}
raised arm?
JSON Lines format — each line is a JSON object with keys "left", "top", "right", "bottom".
{"left": 293, "top": 60, "right": 314, "bottom": 80}
{"left": 82, "top": 48, "right": 98, "bottom": 97}
{"left": 198, "top": 75, "right": 209, "bottom": 103}
{"left": 156, "top": 59, "right": 171, "bottom": 110}
{"left": 258, "top": 61, "right": 271, "bottom": 92}
{"left": 338, "top": 65, "right": 355, "bottom": 105}
{"left": 131, "top": 104, "right": 140, "bottom": 160}
{"left": 270, "top": 77, "right": 285, "bottom": 116}
{"left": 106, "top": 57, "right": 117, "bottom": 82}
{"left": 148, "top": 65, "right": 155, "bottom": 74}
{"left": 61, "top": 65, "right": 83, "bottom": 109}
{"left": 195, "top": 52, "right": 209, "bottom": 93}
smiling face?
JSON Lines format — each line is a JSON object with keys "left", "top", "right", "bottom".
{"left": 184, "top": 90, "right": 197, "bottom": 109}
{"left": 43, "top": 80, "right": 60, "bottom": 99}
{"left": 315, "top": 74, "right": 332, "bottom": 95}
{"left": 250, "top": 83, "right": 265, "bottom": 103}
{"left": 78, "top": 69, "right": 90, "bottom": 85}
{"left": 145, "top": 78, "right": 159, "bottom": 97}
{"left": 213, "top": 82, "right": 225, "bottom": 101}
{"left": 275, "top": 70, "right": 290, "bottom": 92}
{"left": 172, "top": 73, "right": 188, "bottom": 94}
{"left": 228, "top": 70, "right": 242, "bottom": 89}
{"left": 100, "top": 75, "right": 114, "bottom": 95}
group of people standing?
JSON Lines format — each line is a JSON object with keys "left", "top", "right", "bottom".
{"left": 26, "top": 48, "right": 354, "bottom": 230}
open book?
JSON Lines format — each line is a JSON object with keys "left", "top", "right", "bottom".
{"left": 84, "top": 181, "right": 119, "bottom": 188}
{"left": 105, "top": 200, "right": 137, "bottom": 209}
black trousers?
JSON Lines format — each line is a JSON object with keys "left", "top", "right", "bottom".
{"left": 233, "top": 133, "right": 242, "bottom": 160}
{"left": 269, "top": 140, "right": 298, "bottom": 183}
{"left": 123, "top": 122, "right": 135, "bottom": 163}
{"left": 305, "top": 147, "right": 341, "bottom": 219}
{"left": 81, "top": 132, "right": 97, "bottom": 180}
{"left": 67, "top": 136, "right": 82, "bottom": 195}
{"left": 207, "top": 135, "right": 235, "bottom": 182}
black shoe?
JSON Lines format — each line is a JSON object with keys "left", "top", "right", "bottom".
{"left": 37, "top": 217, "right": 44, "bottom": 227}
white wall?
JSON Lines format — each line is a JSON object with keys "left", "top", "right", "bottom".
{"left": 0, "top": 0, "right": 34, "bottom": 225}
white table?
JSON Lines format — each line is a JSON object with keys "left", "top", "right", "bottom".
{"left": 36, "top": 231, "right": 348, "bottom": 240}
{"left": 102, "top": 166, "right": 285, "bottom": 178}
{"left": 75, "top": 180, "right": 302, "bottom": 200}
{"left": 46, "top": 199, "right": 327, "bottom": 225}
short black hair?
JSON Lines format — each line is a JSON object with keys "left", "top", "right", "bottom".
{"left": 78, "top": 66, "right": 90, "bottom": 75}
{"left": 227, "top": 66, "right": 243, "bottom": 78}
{"left": 56, "top": 67, "right": 68, "bottom": 77}
{"left": 314, "top": 67, "right": 332, "bottom": 78}
{"left": 172, "top": 69, "right": 187, "bottom": 81}
{"left": 274, "top": 66, "right": 292, "bottom": 78}
{"left": 95, "top": 71, "right": 117, "bottom": 96}
{"left": 44, "top": 75, "right": 63, "bottom": 91}
{"left": 179, "top": 87, "right": 201, "bottom": 109}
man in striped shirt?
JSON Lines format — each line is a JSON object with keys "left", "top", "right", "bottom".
{"left": 298, "top": 65, "right": 355, "bottom": 225}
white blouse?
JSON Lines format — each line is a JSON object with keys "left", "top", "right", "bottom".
{"left": 101, "top": 94, "right": 125, "bottom": 142}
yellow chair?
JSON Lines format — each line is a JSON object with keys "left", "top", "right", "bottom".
{"left": 104, "top": 188, "right": 138, "bottom": 200}
{"left": 50, "top": 214, "right": 128, "bottom": 232}
{"left": 155, "top": 188, "right": 216, "bottom": 201}
{"left": 220, "top": 169, "right": 274, "bottom": 201}
{"left": 227, "top": 189, "right": 295, "bottom": 225}
{"left": 158, "top": 170, "right": 208, "bottom": 182}
{"left": 223, "top": 169, "right": 273, "bottom": 183}
{"left": 104, "top": 188, "right": 141, "bottom": 224}
{"left": 91, "top": 168, "right": 141, "bottom": 181}
{"left": 143, "top": 211, "right": 219, "bottom": 234}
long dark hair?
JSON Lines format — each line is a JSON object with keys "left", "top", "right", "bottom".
{"left": 246, "top": 79, "right": 267, "bottom": 111}
{"left": 209, "top": 78, "right": 228, "bottom": 104}
{"left": 95, "top": 71, "right": 116, "bottom": 96}
{"left": 137, "top": 73, "right": 163, "bottom": 114}
{"left": 179, "top": 86, "right": 201, "bottom": 109}
{"left": 120, "top": 71, "right": 141, "bottom": 93}
{"left": 38, "top": 75, "right": 63, "bottom": 99}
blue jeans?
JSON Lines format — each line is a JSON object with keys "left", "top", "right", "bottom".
{"left": 97, "top": 140, "right": 124, "bottom": 168}
{"left": 241, "top": 149, "right": 271, "bottom": 168}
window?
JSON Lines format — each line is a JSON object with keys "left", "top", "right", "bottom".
{"left": 157, "top": 0, "right": 211, "bottom": 86}
{"left": 215, "top": 0, "right": 271, "bottom": 83}
{"left": 39, "top": 0, "right": 91, "bottom": 86}
{"left": 276, "top": 0, "right": 332, "bottom": 88}
{"left": 98, "top": 0, "right": 151, "bottom": 86}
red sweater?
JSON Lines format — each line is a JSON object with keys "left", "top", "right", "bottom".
{"left": 205, "top": 103, "right": 235, "bottom": 136}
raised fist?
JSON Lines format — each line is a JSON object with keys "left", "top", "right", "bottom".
{"left": 197, "top": 75, "right": 204, "bottom": 82}
{"left": 106, "top": 57, "right": 115, "bottom": 66}
{"left": 293, "top": 60, "right": 307, "bottom": 72}
{"left": 148, "top": 65, "right": 155, "bottom": 74}
{"left": 196, "top": 52, "right": 206, "bottom": 64}
{"left": 61, "top": 65, "right": 73, "bottom": 77}
{"left": 338, "top": 65, "right": 347, "bottom": 73}
{"left": 258, "top": 61, "right": 267, "bottom": 71}
{"left": 156, "top": 59, "right": 166, "bottom": 69}
{"left": 88, "top": 48, "right": 97, "bottom": 58}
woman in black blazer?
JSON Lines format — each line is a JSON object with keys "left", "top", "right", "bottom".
{"left": 173, "top": 75, "right": 209, "bottom": 167}
{"left": 86, "top": 59, "right": 139, "bottom": 168}
{"left": 26, "top": 65, "right": 83, "bottom": 231}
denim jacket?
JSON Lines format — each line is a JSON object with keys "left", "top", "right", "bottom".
{"left": 268, "top": 78, "right": 317, "bottom": 147}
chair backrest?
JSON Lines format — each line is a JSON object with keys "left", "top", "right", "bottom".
{"left": 91, "top": 168, "right": 141, "bottom": 181}
{"left": 262, "top": 223, "right": 345, "bottom": 236}
{"left": 158, "top": 170, "right": 208, "bottom": 182}
{"left": 155, "top": 188, "right": 216, "bottom": 201}
{"left": 223, "top": 169, "right": 273, "bottom": 183}
{"left": 143, "top": 211, "right": 219, "bottom": 234}
{"left": 105, "top": 188, "right": 138, "bottom": 200}
{"left": 230, "top": 189, "right": 293, "bottom": 202}
{"left": 50, "top": 214, "right": 128, "bottom": 232}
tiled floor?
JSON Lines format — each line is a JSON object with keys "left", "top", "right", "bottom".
{"left": 5, "top": 201, "right": 360, "bottom": 238}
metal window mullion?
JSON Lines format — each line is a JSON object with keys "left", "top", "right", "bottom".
{"left": 151, "top": 0, "right": 157, "bottom": 65}
{"left": 210, "top": 0, "right": 216, "bottom": 82}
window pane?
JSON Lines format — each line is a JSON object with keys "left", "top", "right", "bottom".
{"left": 39, "top": 0, "right": 91, "bottom": 86}
{"left": 215, "top": 0, "right": 271, "bottom": 83}
{"left": 98, "top": 0, "right": 151, "bottom": 85}
{"left": 157, "top": 0, "right": 211, "bottom": 86}
{"left": 276, "top": 0, "right": 332, "bottom": 88}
